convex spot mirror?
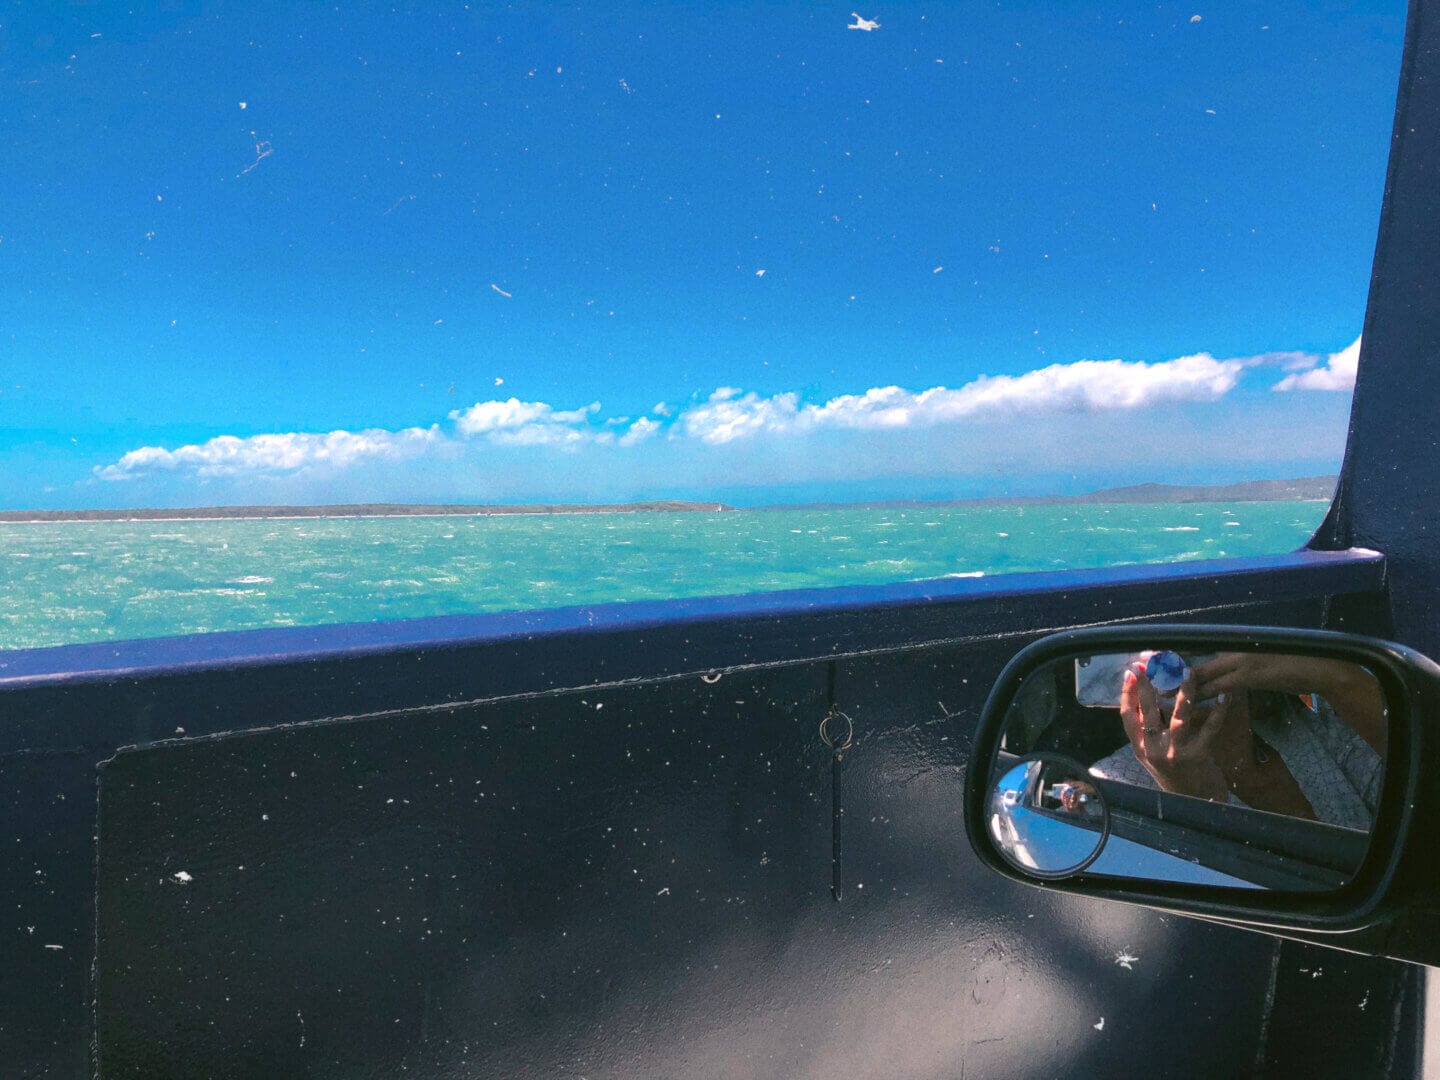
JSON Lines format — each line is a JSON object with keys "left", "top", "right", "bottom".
{"left": 964, "top": 627, "right": 1440, "bottom": 965}
{"left": 988, "top": 753, "right": 1111, "bottom": 879}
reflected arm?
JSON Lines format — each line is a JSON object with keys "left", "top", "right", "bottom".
{"left": 1192, "top": 654, "right": 1387, "bottom": 754}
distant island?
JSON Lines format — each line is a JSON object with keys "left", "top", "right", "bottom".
{"left": 786, "top": 475, "right": 1340, "bottom": 511}
{"left": 0, "top": 477, "right": 1337, "bottom": 522}
{"left": 1030, "top": 476, "right": 1338, "bottom": 505}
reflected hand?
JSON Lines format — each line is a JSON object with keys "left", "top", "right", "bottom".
{"left": 1191, "top": 651, "right": 1321, "bottom": 698}
{"left": 1191, "top": 652, "right": 1386, "bottom": 753}
{"left": 1058, "top": 779, "right": 1098, "bottom": 813}
{"left": 1119, "top": 667, "right": 1228, "bottom": 802}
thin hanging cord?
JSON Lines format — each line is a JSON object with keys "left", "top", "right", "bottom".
{"left": 819, "top": 661, "right": 852, "bottom": 902}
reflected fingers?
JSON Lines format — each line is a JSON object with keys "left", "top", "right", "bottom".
{"left": 1136, "top": 669, "right": 1165, "bottom": 740}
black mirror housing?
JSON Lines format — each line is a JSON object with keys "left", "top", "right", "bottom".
{"left": 964, "top": 624, "right": 1440, "bottom": 967}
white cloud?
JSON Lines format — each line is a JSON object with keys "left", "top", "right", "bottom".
{"left": 448, "top": 398, "right": 603, "bottom": 446}
{"left": 619, "top": 416, "right": 662, "bottom": 446}
{"left": 96, "top": 396, "right": 616, "bottom": 483}
{"left": 920, "top": 352, "right": 1244, "bottom": 414}
{"left": 93, "top": 341, "right": 1350, "bottom": 488}
{"left": 678, "top": 388, "right": 802, "bottom": 444}
{"left": 676, "top": 353, "right": 1244, "bottom": 443}
{"left": 1273, "top": 351, "right": 1323, "bottom": 372}
{"left": 448, "top": 398, "right": 551, "bottom": 434}
{"left": 803, "top": 385, "right": 921, "bottom": 430}
{"left": 1272, "top": 336, "right": 1361, "bottom": 392}
{"left": 95, "top": 426, "right": 441, "bottom": 481}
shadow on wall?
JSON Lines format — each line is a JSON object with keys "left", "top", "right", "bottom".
{"left": 93, "top": 643, "right": 1389, "bottom": 1078}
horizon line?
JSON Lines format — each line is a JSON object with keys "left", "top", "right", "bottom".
{"left": 0, "top": 476, "right": 1340, "bottom": 522}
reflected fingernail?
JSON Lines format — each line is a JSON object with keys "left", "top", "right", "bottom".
{"left": 1123, "top": 670, "right": 1136, "bottom": 686}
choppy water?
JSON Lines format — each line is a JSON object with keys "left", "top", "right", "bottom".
{"left": 0, "top": 502, "right": 1328, "bottom": 651}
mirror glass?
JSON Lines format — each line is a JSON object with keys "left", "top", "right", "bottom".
{"left": 988, "top": 646, "right": 1388, "bottom": 891}
{"left": 988, "top": 754, "right": 1110, "bottom": 879}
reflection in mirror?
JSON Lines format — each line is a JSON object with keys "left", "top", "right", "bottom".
{"left": 991, "top": 647, "right": 1388, "bottom": 892}
{"left": 988, "top": 754, "right": 1110, "bottom": 879}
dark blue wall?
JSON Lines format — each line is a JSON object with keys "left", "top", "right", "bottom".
{"left": 2, "top": 553, "right": 1419, "bottom": 1077}
{"left": 1323, "top": 0, "right": 1440, "bottom": 662}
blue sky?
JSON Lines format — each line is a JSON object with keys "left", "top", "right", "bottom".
{"left": 0, "top": 2, "right": 1407, "bottom": 509}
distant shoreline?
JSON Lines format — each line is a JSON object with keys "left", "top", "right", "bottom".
{"left": 766, "top": 476, "right": 1339, "bottom": 511}
{"left": 0, "top": 477, "right": 1338, "bottom": 523}
{"left": 0, "top": 501, "right": 735, "bottom": 524}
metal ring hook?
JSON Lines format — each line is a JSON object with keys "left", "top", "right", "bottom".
{"left": 819, "top": 709, "right": 853, "bottom": 752}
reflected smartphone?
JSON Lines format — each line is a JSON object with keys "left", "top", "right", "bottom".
{"left": 1073, "top": 653, "right": 1144, "bottom": 708}
{"left": 1074, "top": 651, "right": 1212, "bottom": 708}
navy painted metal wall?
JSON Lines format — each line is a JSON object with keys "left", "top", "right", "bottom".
{"left": 1319, "top": 0, "right": 1440, "bottom": 665}
{"left": 0, "top": 553, "right": 1421, "bottom": 1077}
{"left": 4, "top": 0, "right": 1440, "bottom": 1073}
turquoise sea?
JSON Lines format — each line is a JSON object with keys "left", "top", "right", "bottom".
{"left": 0, "top": 502, "right": 1329, "bottom": 651}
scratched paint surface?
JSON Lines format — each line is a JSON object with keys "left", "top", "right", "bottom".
{"left": 94, "top": 648, "right": 1312, "bottom": 1078}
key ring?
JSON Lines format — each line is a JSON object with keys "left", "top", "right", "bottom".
{"left": 819, "top": 709, "right": 853, "bottom": 752}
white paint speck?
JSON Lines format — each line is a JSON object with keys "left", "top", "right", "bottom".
{"left": 172, "top": 871, "right": 193, "bottom": 884}
{"left": 490, "top": 284, "right": 513, "bottom": 298}
{"left": 1190, "top": 14, "right": 1202, "bottom": 23}
{"left": 1094, "top": 1017, "right": 1105, "bottom": 1031}
{"left": 657, "top": 887, "right": 670, "bottom": 896}
{"left": 755, "top": 269, "right": 766, "bottom": 277}
{"left": 849, "top": 12, "right": 880, "bottom": 31}
{"left": 44, "top": 944, "right": 63, "bottom": 951}
{"left": 1359, "top": 990, "right": 1370, "bottom": 1010}
{"left": 1115, "top": 951, "right": 1139, "bottom": 970}
{"left": 239, "top": 101, "right": 247, "bottom": 109}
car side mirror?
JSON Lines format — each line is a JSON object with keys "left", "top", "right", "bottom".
{"left": 964, "top": 625, "right": 1440, "bottom": 967}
